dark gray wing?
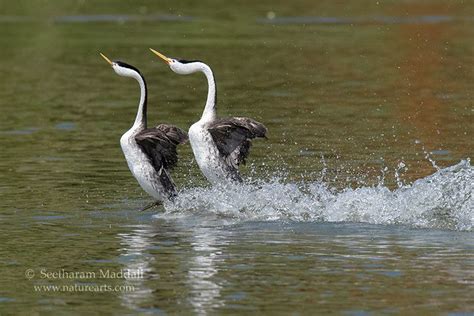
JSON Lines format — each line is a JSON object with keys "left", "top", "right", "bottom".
{"left": 135, "top": 124, "right": 188, "bottom": 171}
{"left": 135, "top": 124, "right": 188, "bottom": 199}
{"left": 208, "top": 117, "right": 267, "bottom": 168}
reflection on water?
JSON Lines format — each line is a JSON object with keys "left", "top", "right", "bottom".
{"left": 113, "top": 220, "right": 474, "bottom": 314}
{"left": 186, "top": 225, "right": 227, "bottom": 315}
{"left": 117, "top": 225, "right": 155, "bottom": 310}
{"left": 116, "top": 220, "right": 230, "bottom": 315}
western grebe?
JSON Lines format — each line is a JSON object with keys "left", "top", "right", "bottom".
{"left": 100, "top": 53, "right": 187, "bottom": 208}
{"left": 149, "top": 49, "right": 267, "bottom": 185}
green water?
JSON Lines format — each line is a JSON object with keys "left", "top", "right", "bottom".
{"left": 1, "top": 1, "right": 473, "bottom": 314}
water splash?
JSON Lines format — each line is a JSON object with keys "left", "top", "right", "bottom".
{"left": 415, "top": 139, "right": 440, "bottom": 171}
{"left": 159, "top": 160, "right": 473, "bottom": 231}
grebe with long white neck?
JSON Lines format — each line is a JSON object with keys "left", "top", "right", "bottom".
{"left": 100, "top": 53, "right": 188, "bottom": 208}
{"left": 150, "top": 48, "right": 267, "bottom": 185}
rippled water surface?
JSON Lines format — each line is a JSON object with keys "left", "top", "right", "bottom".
{"left": 0, "top": 1, "right": 473, "bottom": 314}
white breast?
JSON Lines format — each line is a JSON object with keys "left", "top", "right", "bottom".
{"left": 120, "top": 130, "right": 167, "bottom": 200}
{"left": 188, "top": 121, "right": 230, "bottom": 185}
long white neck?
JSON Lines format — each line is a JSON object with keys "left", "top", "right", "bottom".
{"left": 199, "top": 63, "right": 217, "bottom": 122}
{"left": 130, "top": 71, "right": 147, "bottom": 129}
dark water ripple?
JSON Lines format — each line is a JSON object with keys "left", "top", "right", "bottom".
{"left": 258, "top": 15, "right": 463, "bottom": 25}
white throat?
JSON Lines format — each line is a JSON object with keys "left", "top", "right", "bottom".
{"left": 131, "top": 71, "right": 147, "bottom": 129}
{"left": 114, "top": 64, "right": 148, "bottom": 130}
{"left": 200, "top": 63, "right": 217, "bottom": 122}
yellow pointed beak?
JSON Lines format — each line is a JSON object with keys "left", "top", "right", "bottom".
{"left": 100, "top": 53, "right": 113, "bottom": 65}
{"left": 149, "top": 48, "right": 172, "bottom": 64}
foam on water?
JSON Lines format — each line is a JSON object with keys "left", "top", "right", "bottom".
{"left": 159, "top": 160, "right": 473, "bottom": 231}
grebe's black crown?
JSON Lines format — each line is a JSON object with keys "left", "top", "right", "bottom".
{"left": 114, "top": 61, "right": 142, "bottom": 74}
{"left": 177, "top": 59, "right": 203, "bottom": 64}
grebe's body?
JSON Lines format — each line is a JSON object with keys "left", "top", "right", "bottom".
{"left": 100, "top": 53, "right": 187, "bottom": 202}
{"left": 188, "top": 119, "right": 239, "bottom": 183}
{"left": 120, "top": 123, "right": 186, "bottom": 200}
{"left": 150, "top": 49, "right": 267, "bottom": 185}
{"left": 188, "top": 116, "right": 266, "bottom": 184}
